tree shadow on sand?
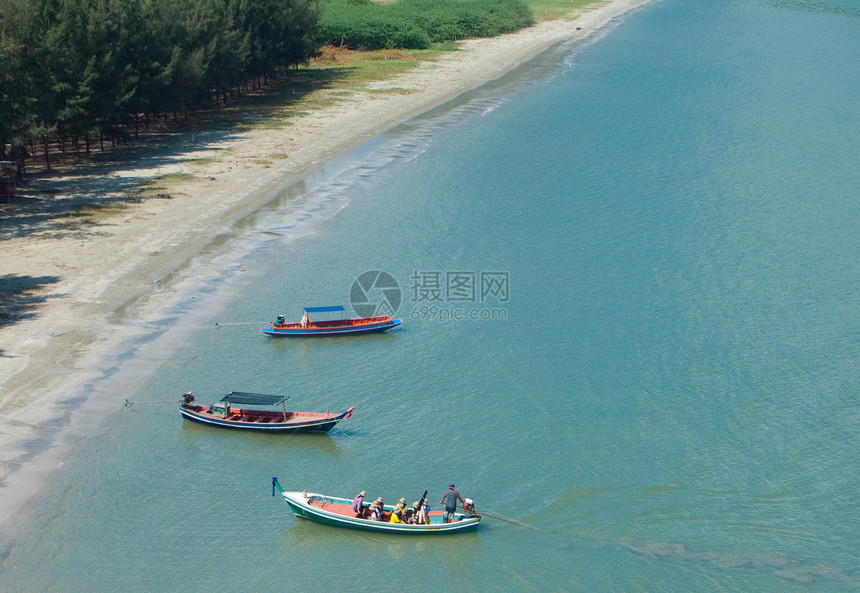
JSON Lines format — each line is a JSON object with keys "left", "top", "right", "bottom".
{"left": 0, "top": 275, "right": 64, "bottom": 355}
{"left": 0, "top": 67, "right": 351, "bottom": 242}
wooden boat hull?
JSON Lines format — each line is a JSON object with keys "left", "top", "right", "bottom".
{"left": 279, "top": 490, "right": 481, "bottom": 534}
{"left": 260, "top": 317, "right": 402, "bottom": 337}
{"left": 180, "top": 405, "right": 353, "bottom": 432}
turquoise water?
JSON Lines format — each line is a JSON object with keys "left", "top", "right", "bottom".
{"left": 1, "top": 0, "right": 858, "bottom": 591}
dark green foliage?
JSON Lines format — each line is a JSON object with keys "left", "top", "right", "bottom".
{"left": 0, "top": 0, "right": 322, "bottom": 163}
{"left": 0, "top": 0, "right": 535, "bottom": 166}
{"left": 316, "top": 0, "right": 535, "bottom": 51}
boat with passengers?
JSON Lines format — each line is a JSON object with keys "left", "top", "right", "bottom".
{"left": 272, "top": 479, "right": 481, "bottom": 534}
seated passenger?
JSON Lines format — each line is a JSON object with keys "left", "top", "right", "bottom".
{"left": 416, "top": 499, "right": 430, "bottom": 525}
{"left": 406, "top": 501, "right": 420, "bottom": 524}
{"left": 390, "top": 498, "right": 407, "bottom": 523}
{"left": 369, "top": 497, "right": 384, "bottom": 521}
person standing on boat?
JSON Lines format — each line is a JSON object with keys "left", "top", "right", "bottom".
{"left": 440, "top": 484, "right": 465, "bottom": 523}
{"left": 301, "top": 311, "right": 310, "bottom": 328}
{"left": 352, "top": 490, "right": 366, "bottom": 518}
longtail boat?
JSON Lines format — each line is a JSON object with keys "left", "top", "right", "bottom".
{"left": 180, "top": 392, "right": 353, "bottom": 432}
{"left": 260, "top": 306, "right": 403, "bottom": 337}
{"left": 272, "top": 479, "right": 481, "bottom": 534}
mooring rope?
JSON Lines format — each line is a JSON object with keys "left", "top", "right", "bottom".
{"left": 474, "top": 505, "right": 538, "bottom": 530}
{"left": 123, "top": 399, "right": 178, "bottom": 408}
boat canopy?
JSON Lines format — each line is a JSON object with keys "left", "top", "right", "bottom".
{"left": 220, "top": 392, "right": 290, "bottom": 406}
{"left": 304, "top": 306, "right": 345, "bottom": 313}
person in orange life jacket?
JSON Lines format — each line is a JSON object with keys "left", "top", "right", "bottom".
{"left": 440, "top": 484, "right": 465, "bottom": 523}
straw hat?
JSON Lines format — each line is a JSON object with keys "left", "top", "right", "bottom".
{"left": 399, "top": 497, "right": 407, "bottom": 504}
{"left": 375, "top": 497, "right": 384, "bottom": 504}
{"left": 359, "top": 491, "right": 366, "bottom": 497}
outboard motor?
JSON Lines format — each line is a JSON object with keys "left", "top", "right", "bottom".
{"left": 276, "top": 315, "right": 286, "bottom": 325}
{"left": 182, "top": 392, "right": 195, "bottom": 405}
{"left": 463, "top": 498, "right": 475, "bottom": 514}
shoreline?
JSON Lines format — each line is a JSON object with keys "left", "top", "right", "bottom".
{"left": 0, "top": 0, "right": 653, "bottom": 528}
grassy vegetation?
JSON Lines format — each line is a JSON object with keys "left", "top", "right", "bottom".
{"left": 127, "top": 172, "right": 196, "bottom": 203}
{"left": 197, "top": 45, "right": 438, "bottom": 134}
{"left": 53, "top": 202, "right": 130, "bottom": 224}
{"left": 68, "top": 203, "right": 127, "bottom": 216}
{"left": 154, "top": 172, "right": 195, "bottom": 182}
{"left": 317, "top": 0, "right": 535, "bottom": 50}
{"left": 247, "top": 48, "right": 442, "bottom": 115}
{"left": 527, "top": 0, "right": 603, "bottom": 21}
{"left": 185, "top": 157, "right": 220, "bottom": 166}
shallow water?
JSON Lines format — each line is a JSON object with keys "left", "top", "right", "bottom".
{"left": 1, "top": 1, "right": 858, "bottom": 591}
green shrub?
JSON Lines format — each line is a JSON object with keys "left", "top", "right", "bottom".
{"left": 317, "top": 0, "right": 535, "bottom": 50}
{"left": 392, "top": 27, "right": 432, "bottom": 50}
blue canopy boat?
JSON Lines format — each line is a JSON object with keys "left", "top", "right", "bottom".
{"left": 180, "top": 392, "right": 353, "bottom": 432}
{"left": 260, "top": 306, "right": 403, "bottom": 337}
{"left": 272, "top": 479, "right": 481, "bottom": 534}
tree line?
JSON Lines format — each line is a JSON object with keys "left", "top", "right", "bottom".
{"left": 0, "top": 0, "right": 321, "bottom": 169}
{"left": 0, "top": 0, "right": 534, "bottom": 172}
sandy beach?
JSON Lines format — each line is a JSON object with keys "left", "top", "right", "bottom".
{"left": 0, "top": 0, "right": 652, "bottom": 526}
